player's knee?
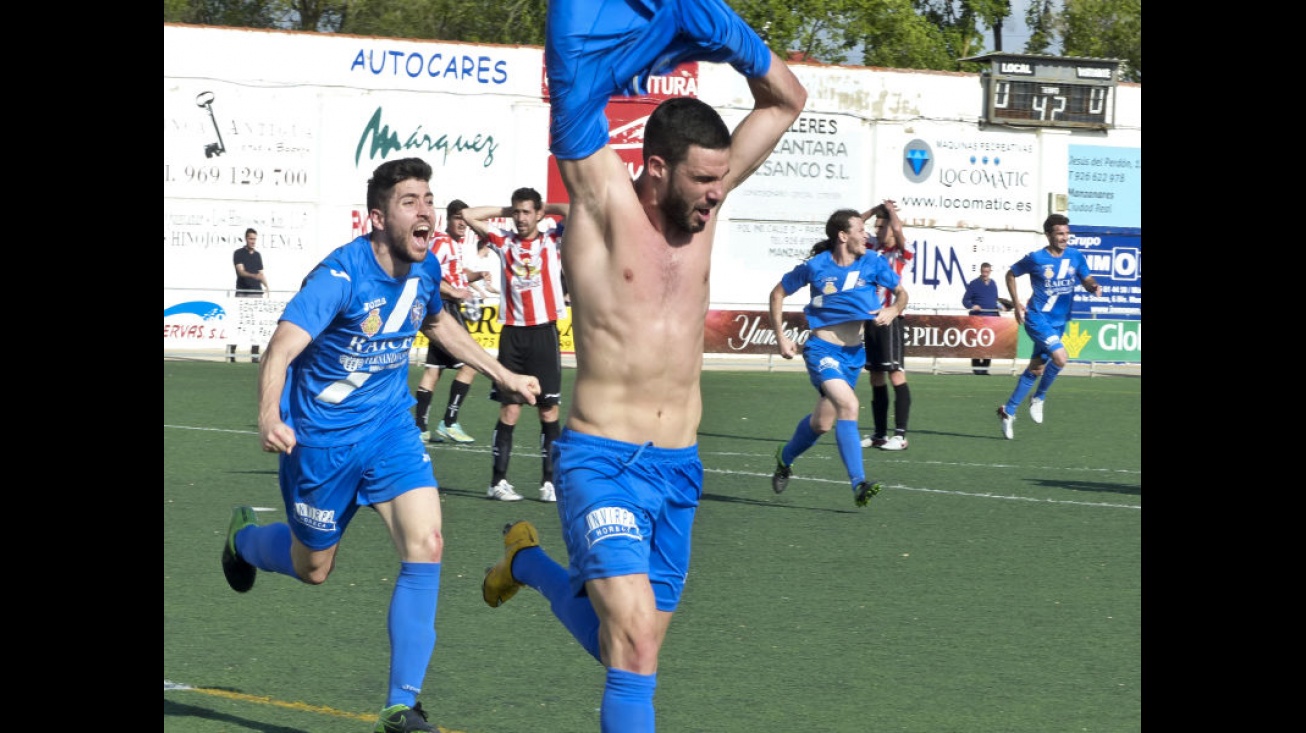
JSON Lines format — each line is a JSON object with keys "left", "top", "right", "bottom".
{"left": 412, "top": 528, "right": 444, "bottom": 563}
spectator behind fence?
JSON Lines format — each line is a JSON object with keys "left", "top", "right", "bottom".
{"left": 233, "top": 228, "right": 268, "bottom": 297}
{"left": 961, "top": 262, "right": 1011, "bottom": 375}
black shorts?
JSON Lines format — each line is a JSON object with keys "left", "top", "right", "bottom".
{"left": 423, "top": 300, "right": 468, "bottom": 370}
{"left": 864, "top": 316, "right": 906, "bottom": 373}
{"left": 491, "top": 322, "right": 562, "bottom": 406}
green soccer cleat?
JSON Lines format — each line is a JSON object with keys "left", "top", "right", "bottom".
{"left": 374, "top": 701, "right": 435, "bottom": 732}
{"left": 771, "top": 446, "right": 792, "bottom": 494}
{"left": 434, "top": 421, "right": 474, "bottom": 444}
{"left": 221, "top": 506, "right": 258, "bottom": 593}
{"left": 482, "top": 521, "right": 540, "bottom": 608}
{"left": 853, "top": 481, "right": 883, "bottom": 508}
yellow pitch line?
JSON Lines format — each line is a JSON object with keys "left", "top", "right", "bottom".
{"left": 174, "top": 685, "right": 467, "bottom": 732}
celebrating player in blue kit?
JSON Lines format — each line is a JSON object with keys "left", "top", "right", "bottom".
{"left": 996, "top": 213, "right": 1102, "bottom": 439}
{"left": 768, "top": 208, "right": 908, "bottom": 506}
{"left": 477, "top": 1, "right": 807, "bottom": 731}
{"left": 219, "top": 157, "right": 540, "bottom": 733}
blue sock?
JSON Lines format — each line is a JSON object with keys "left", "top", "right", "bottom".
{"left": 386, "top": 562, "right": 441, "bottom": 708}
{"left": 833, "top": 419, "right": 865, "bottom": 487}
{"left": 1005, "top": 370, "right": 1038, "bottom": 414}
{"left": 601, "top": 668, "right": 657, "bottom": 733}
{"left": 1033, "top": 363, "right": 1062, "bottom": 400}
{"left": 236, "top": 523, "right": 297, "bottom": 578}
{"left": 516, "top": 547, "right": 601, "bottom": 660}
{"left": 781, "top": 414, "right": 821, "bottom": 466}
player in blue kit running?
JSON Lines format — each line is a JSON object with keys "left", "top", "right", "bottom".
{"left": 219, "top": 157, "right": 540, "bottom": 733}
{"left": 997, "top": 213, "right": 1102, "bottom": 439}
{"left": 767, "top": 208, "right": 908, "bottom": 506}
{"left": 478, "top": 1, "right": 807, "bottom": 731}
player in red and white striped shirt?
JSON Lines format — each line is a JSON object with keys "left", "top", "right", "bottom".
{"left": 464, "top": 188, "right": 569, "bottom": 503}
{"left": 861, "top": 200, "right": 914, "bottom": 452}
{"left": 413, "top": 199, "right": 493, "bottom": 445}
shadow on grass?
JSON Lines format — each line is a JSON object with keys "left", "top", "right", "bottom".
{"left": 163, "top": 697, "right": 311, "bottom": 733}
{"left": 1029, "top": 478, "right": 1141, "bottom": 496}
{"left": 701, "top": 491, "right": 865, "bottom": 514}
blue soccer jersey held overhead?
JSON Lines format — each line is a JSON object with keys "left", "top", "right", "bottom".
{"left": 278, "top": 236, "right": 445, "bottom": 447}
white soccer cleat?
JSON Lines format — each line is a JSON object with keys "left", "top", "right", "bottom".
{"left": 1029, "top": 397, "right": 1045, "bottom": 424}
{"left": 879, "top": 435, "right": 909, "bottom": 451}
{"left": 997, "top": 406, "right": 1015, "bottom": 440}
{"left": 861, "top": 435, "right": 887, "bottom": 449}
{"left": 539, "top": 481, "right": 557, "bottom": 503}
{"left": 487, "top": 479, "right": 524, "bottom": 502}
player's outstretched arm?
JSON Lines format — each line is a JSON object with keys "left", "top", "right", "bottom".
{"left": 422, "top": 310, "right": 539, "bottom": 405}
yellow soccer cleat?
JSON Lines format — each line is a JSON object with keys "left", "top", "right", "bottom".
{"left": 482, "top": 521, "right": 540, "bottom": 608}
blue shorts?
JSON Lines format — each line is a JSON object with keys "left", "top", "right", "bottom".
{"left": 550, "top": 428, "right": 703, "bottom": 612}
{"left": 1022, "top": 311, "right": 1067, "bottom": 362}
{"left": 277, "top": 420, "right": 437, "bottom": 550}
{"left": 802, "top": 335, "right": 866, "bottom": 393}
{"left": 545, "top": 0, "right": 771, "bottom": 160}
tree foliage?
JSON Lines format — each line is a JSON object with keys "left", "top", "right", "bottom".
{"left": 164, "top": 0, "right": 1139, "bottom": 81}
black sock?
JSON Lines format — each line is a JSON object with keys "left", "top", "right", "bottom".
{"left": 414, "top": 388, "right": 433, "bottom": 428}
{"left": 443, "top": 380, "right": 471, "bottom": 426}
{"left": 491, "top": 421, "right": 515, "bottom": 485}
{"left": 893, "top": 383, "right": 912, "bottom": 435}
{"left": 540, "top": 420, "right": 561, "bottom": 484}
{"left": 872, "top": 385, "right": 889, "bottom": 437}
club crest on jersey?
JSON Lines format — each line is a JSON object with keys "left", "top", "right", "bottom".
{"left": 511, "top": 258, "right": 541, "bottom": 278}
{"left": 1043, "top": 265, "right": 1055, "bottom": 279}
{"left": 410, "top": 302, "right": 425, "bottom": 329}
{"left": 361, "top": 308, "right": 382, "bottom": 337}
{"left": 822, "top": 281, "right": 837, "bottom": 295}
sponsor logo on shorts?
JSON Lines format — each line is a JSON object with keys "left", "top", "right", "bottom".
{"left": 584, "top": 506, "right": 641, "bottom": 548}
{"left": 294, "top": 501, "right": 338, "bottom": 532}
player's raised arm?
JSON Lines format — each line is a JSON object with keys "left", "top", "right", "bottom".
{"left": 725, "top": 49, "right": 807, "bottom": 194}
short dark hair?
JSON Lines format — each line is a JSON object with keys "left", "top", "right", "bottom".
{"left": 447, "top": 199, "right": 468, "bottom": 218}
{"left": 511, "top": 187, "right": 543, "bottom": 210}
{"left": 980, "top": 262, "right": 992, "bottom": 269}
{"left": 245, "top": 227, "right": 257, "bottom": 237}
{"left": 1043, "top": 213, "right": 1070, "bottom": 232}
{"left": 367, "top": 157, "right": 432, "bottom": 212}
{"left": 643, "top": 96, "right": 731, "bottom": 168}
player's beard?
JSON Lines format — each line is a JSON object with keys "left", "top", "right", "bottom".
{"left": 389, "top": 232, "right": 427, "bottom": 265}
{"left": 660, "top": 181, "right": 709, "bottom": 235}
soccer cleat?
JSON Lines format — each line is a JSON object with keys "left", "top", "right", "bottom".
{"left": 771, "top": 445, "right": 792, "bottom": 494}
{"left": 487, "top": 479, "right": 524, "bottom": 502}
{"left": 434, "top": 421, "right": 474, "bottom": 444}
{"left": 482, "top": 521, "right": 540, "bottom": 608}
{"left": 879, "top": 435, "right": 909, "bottom": 451}
{"left": 853, "top": 480, "right": 883, "bottom": 507}
{"left": 419, "top": 429, "right": 430, "bottom": 442}
{"left": 539, "top": 481, "right": 557, "bottom": 502}
{"left": 1029, "top": 397, "right": 1045, "bottom": 424}
{"left": 374, "top": 701, "right": 435, "bottom": 733}
{"left": 221, "top": 506, "right": 258, "bottom": 593}
{"left": 997, "top": 406, "right": 1015, "bottom": 440}
{"left": 860, "top": 435, "right": 887, "bottom": 449}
